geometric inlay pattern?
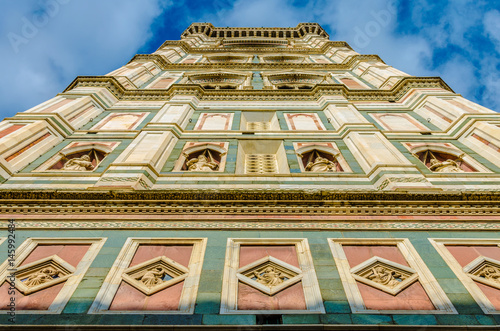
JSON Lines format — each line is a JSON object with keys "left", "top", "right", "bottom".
{"left": 463, "top": 256, "right": 500, "bottom": 290}
{"left": 122, "top": 256, "right": 189, "bottom": 296}
{"left": 11, "top": 255, "right": 76, "bottom": 295}
{"left": 236, "top": 256, "right": 303, "bottom": 296}
{"left": 350, "top": 256, "right": 419, "bottom": 296}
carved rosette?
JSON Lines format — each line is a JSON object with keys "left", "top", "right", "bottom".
{"left": 350, "top": 256, "right": 418, "bottom": 296}
{"left": 463, "top": 256, "right": 500, "bottom": 290}
{"left": 12, "top": 255, "right": 76, "bottom": 295}
{"left": 236, "top": 256, "right": 303, "bottom": 296}
{"left": 122, "top": 256, "right": 189, "bottom": 296}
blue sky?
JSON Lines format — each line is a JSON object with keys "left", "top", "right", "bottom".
{"left": 1, "top": 0, "right": 499, "bottom": 118}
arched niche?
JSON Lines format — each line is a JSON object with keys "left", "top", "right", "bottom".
{"left": 295, "top": 145, "right": 344, "bottom": 173}
{"left": 177, "top": 143, "right": 228, "bottom": 172}
{"left": 49, "top": 145, "right": 111, "bottom": 171}
{"left": 413, "top": 149, "right": 476, "bottom": 173}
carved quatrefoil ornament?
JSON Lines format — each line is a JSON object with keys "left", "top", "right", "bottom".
{"left": 236, "top": 256, "right": 303, "bottom": 296}
{"left": 11, "top": 255, "right": 75, "bottom": 295}
{"left": 350, "top": 256, "right": 418, "bottom": 296}
{"left": 122, "top": 256, "right": 189, "bottom": 296}
{"left": 463, "top": 256, "right": 500, "bottom": 290}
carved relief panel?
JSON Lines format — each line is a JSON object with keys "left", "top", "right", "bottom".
{"left": 220, "top": 238, "right": 324, "bottom": 314}
{"left": 430, "top": 239, "right": 500, "bottom": 314}
{"left": 328, "top": 238, "right": 456, "bottom": 314}
{"left": 89, "top": 238, "right": 207, "bottom": 314}
{"left": 0, "top": 238, "right": 106, "bottom": 313}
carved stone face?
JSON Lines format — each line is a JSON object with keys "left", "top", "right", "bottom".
{"left": 197, "top": 155, "right": 207, "bottom": 162}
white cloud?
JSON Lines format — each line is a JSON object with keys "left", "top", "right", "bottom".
{"left": 2, "top": 0, "right": 499, "bottom": 119}
{"left": 202, "top": 0, "right": 310, "bottom": 27}
{"left": 484, "top": 9, "right": 500, "bottom": 53}
{"left": 0, "top": 0, "right": 170, "bottom": 118}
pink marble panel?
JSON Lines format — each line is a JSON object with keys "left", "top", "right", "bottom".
{"left": 343, "top": 244, "right": 435, "bottom": 310}
{"left": 239, "top": 245, "right": 299, "bottom": 268}
{"left": 0, "top": 125, "right": 24, "bottom": 139}
{"left": 151, "top": 78, "right": 174, "bottom": 89}
{"left": 40, "top": 98, "right": 73, "bottom": 113}
{"left": 0, "top": 244, "right": 91, "bottom": 310}
{"left": 446, "top": 245, "right": 500, "bottom": 310}
{"left": 0, "top": 282, "right": 65, "bottom": 310}
{"left": 447, "top": 245, "right": 500, "bottom": 267}
{"left": 109, "top": 280, "right": 184, "bottom": 311}
{"left": 109, "top": 244, "right": 194, "bottom": 311}
{"left": 358, "top": 281, "right": 435, "bottom": 310}
{"left": 342, "top": 245, "right": 409, "bottom": 268}
{"left": 341, "top": 78, "right": 365, "bottom": 89}
{"left": 237, "top": 281, "right": 306, "bottom": 310}
{"left": 20, "top": 245, "right": 91, "bottom": 268}
{"left": 129, "top": 245, "right": 193, "bottom": 268}
{"left": 448, "top": 100, "right": 478, "bottom": 113}
{"left": 477, "top": 282, "right": 500, "bottom": 310}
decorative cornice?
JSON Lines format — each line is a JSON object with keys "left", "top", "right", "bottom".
{"left": 2, "top": 220, "right": 500, "bottom": 230}
{"left": 156, "top": 40, "right": 352, "bottom": 54}
{"left": 63, "top": 76, "right": 454, "bottom": 103}
{"left": 0, "top": 189, "right": 497, "bottom": 201}
{"left": 127, "top": 54, "right": 384, "bottom": 70}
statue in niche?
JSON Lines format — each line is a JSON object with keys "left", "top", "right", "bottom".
{"left": 478, "top": 265, "right": 500, "bottom": 284}
{"left": 367, "top": 266, "right": 403, "bottom": 288}
{"left": 429, "top": 157, "right": 464, "bottom": 173}
{"left": 253, "top": 266, "right": 286, "bottom": 287}
{"left": 62, "top": 154, "right": 94, "bottom": 171}
{"left": 139, "top": 267, "right": 167, "bottom": 288}
{"left": 304, "top": 150, "right": 338, "bottom": 172}
{"left": 185, "top": 150, "right": 219, "bottom": 171}
{"left": 417, "top": 150, "right": 466, "bottom": 173}
{"left": 23, "top": 267, "right": 61, "bottom": 287}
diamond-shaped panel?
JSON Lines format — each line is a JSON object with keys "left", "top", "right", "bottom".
{"left": 236, "top": 256, "right": 303, "bottom": 296}
{"left": 463, "top": 256, "right": 500, "bottom": 290}
{"left": 122, "top": 256, "right": 189, "bottom": 296}
{"left": 11, "top": 255, "right": 76, "bottom": 295}
{"left": 350, "top": 256, "right": 418, "bottom": 296}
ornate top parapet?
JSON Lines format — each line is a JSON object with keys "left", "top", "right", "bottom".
{"left": 181, "top": 22, "right": 329, "bottom": 40}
